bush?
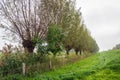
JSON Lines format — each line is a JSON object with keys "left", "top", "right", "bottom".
{"left": 0, "top": 53, "right": 50, "bottom": 76}
{"left": 0, "top": 54, "right": 24, "bottom": 76}
{"left": 1, "top": 74, "right": 23, "bottom": 80}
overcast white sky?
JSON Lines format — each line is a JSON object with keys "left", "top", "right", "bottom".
{"left": 0, "top": 0, "right": 120, "bottom": 51}
{"left": 76, "top": 0, "right": 120, "bottom": 51}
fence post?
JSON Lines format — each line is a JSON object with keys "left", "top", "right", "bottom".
{"left": 22, "top": 62, "right": 26, "bottom": 76}
{"left": 49, "top": 57, "right": 52, "bottom": 69}
{"left": 62, "top": 55, "right": 65, "bottom": 65}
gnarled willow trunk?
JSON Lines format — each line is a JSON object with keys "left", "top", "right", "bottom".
{"left": 75, "top": 48, "right": 79, "bottom": 55}
{"left": 65, "top": 46, "right": 71, "bottom": 55}
{"left": 22, "top": 40, "right": 36, "bottom": 55}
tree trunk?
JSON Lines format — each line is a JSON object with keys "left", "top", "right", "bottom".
{"left": 75, "top": 50, "right": 79, "bottom": 55}
{"left": 75, "top": 48, "right": 79, "bottom": 55}
{"left": 66, "top": 50, "right": 69, "bottom": 55}
{"left": 65, "top": 46, "right": 71, "bottom": 55}
{"left": 80, "top": 50, "right": 82, "bottom": 55}
{"left": 22, "top": 40, "right": 36, "bottom": 55}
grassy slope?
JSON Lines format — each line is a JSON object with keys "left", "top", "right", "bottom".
{"left": 86, "top": 50, "right": 120, "bottom": 80}
{"left": 23, "top": 50, "right": 120, "bottom": 80}
{"left": 3, "top": 50, "right": 120, "bottom": 80}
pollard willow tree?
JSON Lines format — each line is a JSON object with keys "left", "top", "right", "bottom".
{"left": 0, "top": 0, "right": 49, "bottom": 54}
{"left": 42, "top": 0, "right": 99, "bottom": 55}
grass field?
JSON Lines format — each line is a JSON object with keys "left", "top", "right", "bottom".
{"left": 2, "top": 50, "right": 120, "bottom": 80}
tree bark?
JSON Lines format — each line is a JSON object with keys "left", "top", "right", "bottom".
{"left": 22, "top": 40, "right": 36, "bottom": 55}
{"left": 75, "top": 48, "right": 79, "bottom": 55}
{"left": 65, "top": 46, "right": 71, "bottom": 55}
{"left": 75, "top": 50, "right": 79, "bottom": 55}
{"left": 80, "top": 50, "right": 82, "bottom": 55}
{"left": 66, "top": 50, "right": 69, "bottom": 55}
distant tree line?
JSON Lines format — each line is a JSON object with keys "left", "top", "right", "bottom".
{"left": 113, "top": 44, "right": 120, "bottom": 50}
{"left": 0, "top": 0, "right": 99, "bottom": 56}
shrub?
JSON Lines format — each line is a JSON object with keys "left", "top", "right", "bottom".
{"left": 1, "top": 74, "right": 23, "bottom": 80}
{"left": 0, "top": 54, "right": 23, "bottom": 76}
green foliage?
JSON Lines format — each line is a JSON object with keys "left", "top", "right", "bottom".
{"left": 58, "top": 0, "right": 99, "bottom": 54}
{"left": 1, "top": 74, "right": 23, "bottom": 80}
{"left": 36, "top": 39, "right": 48, "bottom": 55}
{"left": 0, "top": 54, "right": 24, "bottom": 76}
{"left": 47, "top": 24, "right": 64, "bottom": 55}
{"left": 0, "top": 53, "right": 50, "bottom": 76}
{"left": 60, "top": 1, "right": 83, "bottom": 55}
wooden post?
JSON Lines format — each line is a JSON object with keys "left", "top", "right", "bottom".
{"left": 22, "top": 62, "right": 26, "bottom": 76}
{"left": 49, "top": 57, "right": 52, "bottom": 69}
{"left": 62, "top": 55, "right": 65, "bottom": 65}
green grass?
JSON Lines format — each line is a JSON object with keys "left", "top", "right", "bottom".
{"left": 2, "top": 50, "right": 120, "bottom": 80}
{"left": 86, "top": 51, "right": 120, "bottom": 80}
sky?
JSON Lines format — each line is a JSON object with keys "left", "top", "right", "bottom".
{"left": 0, "top": 0, "right": 120, "bottom": 51}
{"left": 76, "top": 0, "right": 120, "bottom": 51}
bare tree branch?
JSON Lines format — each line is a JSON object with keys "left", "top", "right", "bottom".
{"left": 0, "top": 0, "right": 49, "bottom": 53}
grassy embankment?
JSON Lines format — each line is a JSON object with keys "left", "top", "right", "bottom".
{"left": 2, "top": 50, "right": 120, "bottom": 80}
